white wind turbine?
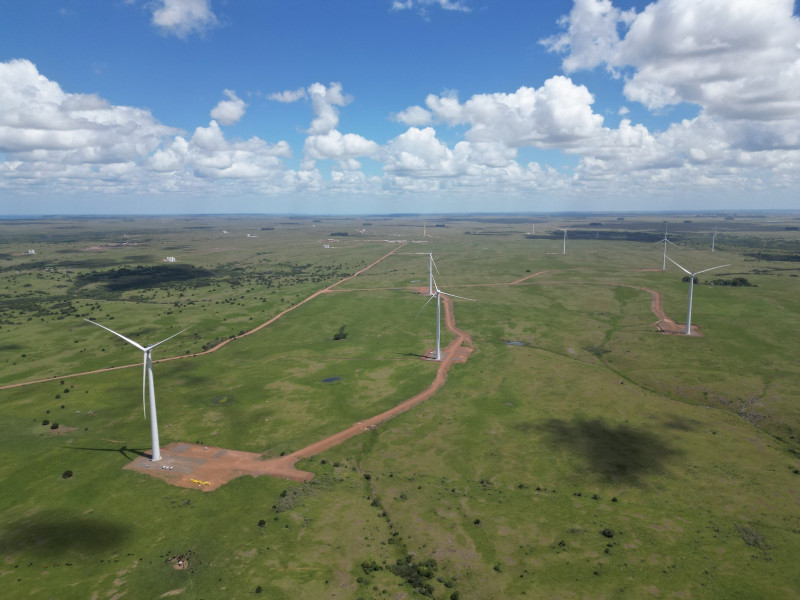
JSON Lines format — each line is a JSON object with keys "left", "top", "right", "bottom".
{"left": 559, "top": 227, "right": 570, "bottom": 254}
{"left": 711, "top": 225, "right": 718, "bottom": 252}
{"left": 665, "top": 257, "right": 729, "bottom": 335}
{"left": 85, "top": 319, "right": 189, "bottom": 461}
{"left": 418, "top": 275, "right": 474, "bottom": 360}
{"left": 657, "top": 223, "right": 678, "bottom": 271}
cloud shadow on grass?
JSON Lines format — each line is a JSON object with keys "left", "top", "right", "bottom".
{"left": 0, "top": 510, "right": 130, "bottom": 556}
{"left": 537, "top": 418, "right": 681, "bottom": 485}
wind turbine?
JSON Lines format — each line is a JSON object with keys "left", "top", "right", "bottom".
{"left": 559, "top": 227, "right": 570, "bottom": 254}
{"left": 657, "top": 223, "right": 678, "bottom": 271}
{"left": 85, "top": 319, "right": 189, "bottom": 461}
{"left": 665, "top": 257, "right": 729, "bottom": 335}
{"left": 711, "top": 225, "right": 718, "bottom": 252}
{"left": 418, "top": 275, "right": 473, "bottom": 360}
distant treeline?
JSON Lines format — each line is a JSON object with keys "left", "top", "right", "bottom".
{"left": 744, "top": 252, "right": 800, "bottom": 262}
{"left": 542, "top": 230, "right": 665, "bottom": 242}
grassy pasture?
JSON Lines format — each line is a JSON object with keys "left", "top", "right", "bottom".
{"left": 0, "top": 213, "right": 798, "bottom": 599}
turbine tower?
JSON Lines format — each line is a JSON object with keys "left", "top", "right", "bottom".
{"left": 418, "top": 275, "right": 473, "bottom": 360}
{"left": 559, "top": 227, "right": 569, "bottom": 254}
{"left": 711, "top": 225, "right": 718, "bottom": 252}
{"left": 665, "top": 257, "right": 729, "bottom": 335}
{"left": 85, "top": 319, "right": 189, "bottom": 461}
{"left": 657, "top": 223, "right": 677, "bottom": 271}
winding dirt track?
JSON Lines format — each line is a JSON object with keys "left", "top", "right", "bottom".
{"left": 6, "top": 248, "right": 692, "bottom": 489}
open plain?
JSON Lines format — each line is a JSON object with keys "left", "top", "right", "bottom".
{"left": 0, "top": 213, "right": 798, "bottom": 599}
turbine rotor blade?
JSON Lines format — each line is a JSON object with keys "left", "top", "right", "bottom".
{"left": 694, "top": 264, "right": 730, "bottom": 276}
{"left": 665, "top": 256, "right": 691, "bottom": 275}
{"left": 146, "top": 324, "right": 192, "bottom": 351}
{"left": 439, "top": 290, "right": 475, "bottom": 302}
{"left": 415, "top": 294, "right": 437, "bottom": 319}
{"left": 85, "top": 319, "right": 146, "bottom": 351}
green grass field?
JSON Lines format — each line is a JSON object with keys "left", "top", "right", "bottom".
{"left": 0, "top": 213, "right": 798, "bottom": 599}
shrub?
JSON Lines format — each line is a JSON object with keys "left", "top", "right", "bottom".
{"left": 50, "top": 423, "right": 59, "bottom": 430}
{"left": 601, "top": 528, "right": 615, "bottom": 538}
{"left": 258, "top": 519, "right": 266, "bottom": 528}
{"left": 42, "top": 419, "right": 50, "bottom": 426}
{"left": 361, "top": 560, "right": 382, "bottom": 574}
{"left": 61, "top": 470, "right": 73, "bottom": 479}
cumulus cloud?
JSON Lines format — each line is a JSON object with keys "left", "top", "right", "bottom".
{"left": 0, "top": 59, "right": 293, "bottom": 196}
{"left": 306, "top": 82, "right": 351, "bottom": 135}
{"left": 303, "top": 130, "right": 379, "bottom": 163}
{"left": 543, "top": 0, "right": 800, "bottom": 120}
{"left": 210, "top": 89, "right": 246, "bottom": 125}
{"left": 421, "top": 76, "right": 604, "bottom": 148}
{"left": 0, "top": 59, "right": 177, "bottom": 159}
{"left": 391, "top": 0, "right": 471, "bottom": 13}
{"left": 151, "top": 0, "right": 219, "bottom": 39}
{"left": 268, "top": 87, "right": 308, "bottom": 103}
{"left": 393, "top": 105, "right": 432, "bottom": 126}
{"left": 298, "top": 82, "right": 379, "bottom": 165}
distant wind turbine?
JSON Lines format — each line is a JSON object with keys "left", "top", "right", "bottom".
{"left": 657, "top": 223, "right": 678, "bottom": 271}
{"left": 418, "top": 275, "right": 474, "bottom": 360}
{"left": 665, "top": 257, "right": 729, "bottom": 335}
{"left": 559, "top": 227, "right": 569, "bottom": 254}
{"left": 711, "top": 225, "right": 718, "bottom": 252}
{"left": 85, "top": 319, "right": 189, "bottom": 461}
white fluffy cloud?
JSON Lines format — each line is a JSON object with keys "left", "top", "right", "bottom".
{"left": 300, "top": 83, "right": 379, "bottom": 165}
{"left": 0, "top": 60, "right": 293, "bottom": 196}
{"left": 151, "top": 0, "right": 219, "bottom": 39}
{"left": 210, "top": 89, "right": 247, "bottom": 125}
{"left": 423, "top": 77, "right": 604, "bottom": 148}
{"left": 544, "top": 0, "right": 800, "bottom": 121}
{"left": 268, "top": 88, "right": 308, "bottom": 103}
{"left": 304, "top": 130, "right": 379, "bottom": 163}
{"left": 0, "top": 59, "right": 177, "bottom": 160}
{"left": 306, "top": 82, "right": 351, "bottom": 135}
{"left": 394, "top": 105, "right": 432, "bottom": 126}
{"left": 391, "top": 0, "right": 471, "bottom": 13}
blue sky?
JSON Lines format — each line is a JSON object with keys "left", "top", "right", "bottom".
{"left": 1, "top": 0, "right": 799, "bottom": 215}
